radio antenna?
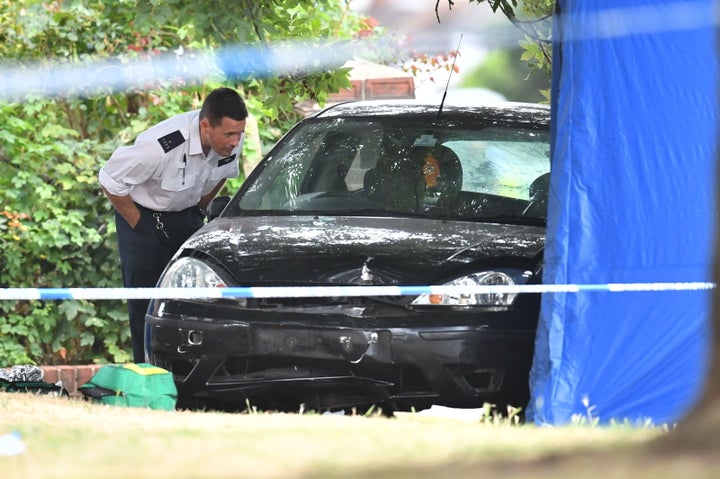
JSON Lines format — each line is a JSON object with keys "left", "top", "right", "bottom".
{"left": 437, "top": 33, "right": 463, "bottom": 119}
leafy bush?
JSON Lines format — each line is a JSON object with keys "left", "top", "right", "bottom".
{"left": 0, "top": 0, "right": 366, "bottom": 365}
{"left": 0, "top": 100, "right": 130, "bottom": 364}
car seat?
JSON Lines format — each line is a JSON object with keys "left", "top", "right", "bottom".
{"left": 522, "top": 172, "right": 550, "bottom": 217}
{"left": 419, "top": 144, "right": 463, "bottom": 199}
{"left": 529, "top": 172, "right": 550, "bottom": 200}
{"left": 363, "top": 158, "right": 423, "bottom": 212}
{"left": 414, "top": 144, "right": 464, "bottom": 214}
{"left": 307, "top": 133, "right": 361, "bottom": 192}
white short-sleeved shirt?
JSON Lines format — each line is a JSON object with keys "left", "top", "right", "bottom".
{"left": 99, "top": 110, "right": 241, "bottom": 212}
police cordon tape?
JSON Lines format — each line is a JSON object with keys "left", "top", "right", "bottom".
{"left": 0, "top": 1, "right": 713, "bottom": 102}
{"left": 0, "top": 282, "right": 714, "bottom": 301}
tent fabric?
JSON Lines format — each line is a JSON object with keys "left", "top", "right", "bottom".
{"left": 528, "top": 0, "right": 718, "bottom": 425}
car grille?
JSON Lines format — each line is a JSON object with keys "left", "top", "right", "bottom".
{"left": 215, "top": 355, "right": 434, "bottom": 395}
{"left": 250, "top": 295, "right": 410, "bottom": 309}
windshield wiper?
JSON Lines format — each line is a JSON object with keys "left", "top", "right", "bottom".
{"left": 461, "top": 215, "right": 546, "bottom": 226}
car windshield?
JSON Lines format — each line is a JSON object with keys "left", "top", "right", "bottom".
{"left": 228, "top": 114, "right": 550, "bottom": 222}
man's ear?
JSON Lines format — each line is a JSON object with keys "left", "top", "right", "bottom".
{"left": 199, "top": 118, "right": 210, "bottom": 132}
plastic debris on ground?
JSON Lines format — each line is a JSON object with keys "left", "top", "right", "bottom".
{"left": 0, "top": 432, "right": 26, "bottom": 456}
{"left": 0, "top": 365, "right": 44, "bottom": 383}
{"left": 0, "top": 364, "right": 67, "bottom": 396}
{"left": 416, "top": 405, "right": 489, "bottom": 421}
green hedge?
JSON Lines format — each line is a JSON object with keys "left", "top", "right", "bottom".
{"left": 0, "top": 0, "right": 367, "bottom": 365}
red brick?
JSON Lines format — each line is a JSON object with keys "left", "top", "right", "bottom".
{"left": 328, "top": 81, "right": 362, "bottom": 102}
{"left": 365, "top": 78, "right": 415, "bottom": 99}
{"left": 41, "top": 366, "right": 60, "bottom": 385}
{"left": 57, "top": 366, "right": 78, "bottom": 396}
{"left": 328, "top": 77, "right": 416, "bottom": 102}
{"left": 76, "top": 365, "right": 100, "bottom": 389}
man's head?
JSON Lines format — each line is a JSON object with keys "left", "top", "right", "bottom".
{"left": 199, "top": 87, "right": 248, "bottom": 157}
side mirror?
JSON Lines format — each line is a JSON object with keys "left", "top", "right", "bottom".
{"left": 207, "top": 196, "right": 230, "bottom": 221}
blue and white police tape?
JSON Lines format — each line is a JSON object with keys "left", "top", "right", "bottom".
{"left": 0, "top": 282, "right": 714, "bottom": 301}
{"left": 0, "top": 1, "right": 713, "bottom": 102}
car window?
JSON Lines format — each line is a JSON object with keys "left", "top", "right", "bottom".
{"left": 444, "top": 130, "right": 550, "bottom": 200}
{"left": 231, "top": 114, "right": 550, "bottom": 221}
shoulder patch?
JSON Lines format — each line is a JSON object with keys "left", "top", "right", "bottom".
{"left": 218, "top": 154, "right": 236, "bottom": 166}
{"left": 157, "top": 130, "right": 186, "bottom": 153}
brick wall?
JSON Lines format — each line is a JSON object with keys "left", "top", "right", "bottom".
{"left": 41, "top": 365, "right": 102, "bottom": 398}
{"left": 327, "top": 77, "right": 415, "bottom": 102}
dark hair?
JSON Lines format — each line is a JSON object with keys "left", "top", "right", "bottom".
{"left": 199, "top": 87, "right": 248, "bottom": 126}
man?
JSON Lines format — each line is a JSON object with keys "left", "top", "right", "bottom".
{"left": 99, "top": 87, "right": 248, "bottom": 363}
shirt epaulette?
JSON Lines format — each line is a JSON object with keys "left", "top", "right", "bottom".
{"left": 157, "top": 130, "right": 186, "bottom": 153}
{"left": 218, "top": 154, "right": 236, "bottom": 166}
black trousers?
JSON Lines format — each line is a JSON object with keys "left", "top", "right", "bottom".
{"left": 115, "top": 204, "right": 204, "bottom": 363}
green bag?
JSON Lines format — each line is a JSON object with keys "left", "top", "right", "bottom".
{"left": 79, "top": 363, "right": 177, "bottom": 411}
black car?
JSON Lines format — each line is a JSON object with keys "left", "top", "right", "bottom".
{"left": 146, "top": 99, "right": 551, "bottom": 414}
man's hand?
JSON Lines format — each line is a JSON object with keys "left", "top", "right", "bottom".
{"left": 102, "top": 187, "right": 142, "bottom": 228}
{"left": 198, "top": 179, "right": 227, "bottom": 210}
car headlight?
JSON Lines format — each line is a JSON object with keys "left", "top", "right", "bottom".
{"left": 159, "top": 257, "right": 228, "bottom": 288}
{"left": 411, "top": 271, "right": 530, "bottom": 307}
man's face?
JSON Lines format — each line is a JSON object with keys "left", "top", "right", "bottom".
{"left": 200, "top": 117, "right": 246, "bottom": 157}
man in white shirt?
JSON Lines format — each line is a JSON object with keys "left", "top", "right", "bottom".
{"left": 99, "top": 87, "right": 248, "bottom": 363}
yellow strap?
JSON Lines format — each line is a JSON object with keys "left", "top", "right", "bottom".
{"left": 122, "top": 363, "right": 169, "bottom": 376}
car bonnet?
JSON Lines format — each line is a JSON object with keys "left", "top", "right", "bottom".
{"left": 178, "top": 215, "right": 545, "bottom": 285}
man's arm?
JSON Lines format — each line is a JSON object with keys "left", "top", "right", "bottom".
{"left": 198, "top": 179, "right": 227, "bottom": 211}
{"left": 102, "top": 187, "right": 141, "bottom": 229}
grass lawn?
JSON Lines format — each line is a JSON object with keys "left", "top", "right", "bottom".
{"left": 2, "top": 392, "right": 715, "bottom": 479}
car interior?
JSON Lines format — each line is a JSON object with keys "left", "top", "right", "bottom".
{"left": 231, "top": 120, "right": 550, "bottom": 221}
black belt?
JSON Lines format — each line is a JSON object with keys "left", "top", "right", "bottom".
{"left": 135, "top": 203, "right": 201, "bottom": 242}
{"left": 136, "top": 203, "right": 198, "bottom": 217}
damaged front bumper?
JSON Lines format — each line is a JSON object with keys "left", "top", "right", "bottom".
{"left": 146, "top": 305, "right": 536, "bottom": 412}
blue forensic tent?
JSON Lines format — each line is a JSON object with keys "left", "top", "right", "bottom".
{"left": 528, "top": 0, "right": 718, "bottom": 425}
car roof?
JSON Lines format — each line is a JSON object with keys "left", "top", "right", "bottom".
{"left": 308, "top": 99, "right": 550, "bottom": 124}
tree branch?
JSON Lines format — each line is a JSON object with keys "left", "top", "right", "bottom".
{"left": 435, "top": 0, "right": 455, "bottom": 24}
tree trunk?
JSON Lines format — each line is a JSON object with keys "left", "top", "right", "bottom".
{"left": 659, "top": 304, "right": 720, "bottom": 449}
{"left": 652, "top": 167, "right": 720, "bottom": 452}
